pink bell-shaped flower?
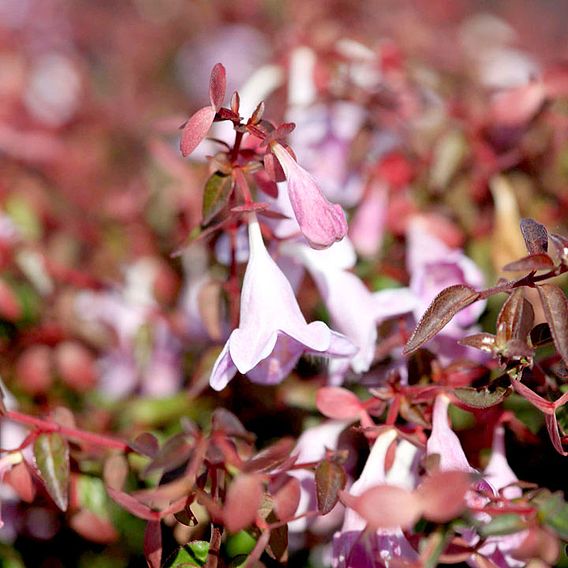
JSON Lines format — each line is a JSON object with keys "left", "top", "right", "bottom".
{"left": 209, "top": 214, "right": 356, "bottom": 390}
{"left": 271, "top": 143, "right": 348, "bottom": 250}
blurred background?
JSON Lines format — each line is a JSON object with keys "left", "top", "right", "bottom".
{"left": 1, "top": 0, "right": 568, "bottom": 566}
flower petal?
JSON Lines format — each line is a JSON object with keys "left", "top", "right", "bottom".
{"left": 272, "top": 144, "right": 348, "bottom": 249}
{"left": 209, "top": 341, "right": 238, "bottom": 391}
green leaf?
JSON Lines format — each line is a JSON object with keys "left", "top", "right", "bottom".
{"left": 77, "top": 475, "right": 110, "bottom": 518}
{"left": 479, "top": 514, "right": 528, "bottom": 537}
{"left": 454, "top": 382, "right": 511, "bottom": 409}
{"left": 202, "top": 172, "right": 233, "bottom": 225}
{"left": 33, "top": 432, "right": 70, "bottom": 511}
{"left": 535, "top": 491, "right": 568, "bottom": 540}
{"left": 168, "top": 541, "right": 209, "bottom": 567}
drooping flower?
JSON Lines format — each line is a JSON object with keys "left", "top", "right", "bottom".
{"left": 271, "top": 143, "right": 348, "bottom": 250}
{"left": 283, "top": 237, "right": 416, "bottom": 377}
{"left": 209, "top": 214, "right": 357, "bottom": 391}
{"left": 428, "top": 395, "right": 528, "bottom": 567}
{"left": 332, "top": 429, "right": 420, "bottom": 568}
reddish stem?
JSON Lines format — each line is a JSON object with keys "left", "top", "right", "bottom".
{"left": 4, "top": 410, "right": 129, "bottom": 452}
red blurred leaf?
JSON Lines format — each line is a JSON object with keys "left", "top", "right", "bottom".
{"left": 129, "top": 432, "right": 159, "bottom": 458}
{"left": 416, "top": 470, "right": 471, "bottom": 522}
{"left": 144, "top": 520, "right": 162, "bottom": 568}
{"left": 103, "top": 454, "right": 129, "bottom": 491}
{"left": 223, "top": 473, "right": 263, "bottom": 533}
{"left": 54, "top": 341, "right": 97, "bottom": 392}
{"left": 33, "top": 432, "right": 69, "bottom": 511}
{"left": 106, "top": 487, "right": 186, "bottom": 521}
{"left": 549, "top": 233, "right": 568, "bottom": 264}
{"left": 0, "top": 279, "right": 21, "bottom": 321}
{"left": 211, "top": 408, "right": 249, "bottom": 438}
{"left": 316, "top": 387, "right": 363, "bottom": 420}
{"left": 243, "top": 438, "right": 296, "bottom": 473}
{"left": 264, "top": 151, "right": 286, "bottom": 183}
{"left": 254, "top": 169, "right": 279, "bottom": 198}
{"left": 202, "top": 172, "right": 233, "bottom": 225}
{"left": 404, "top": 285, "right": 480, "bottom": 355}
{"left": 249, "top": 101, "right": 265, "bottom": 125}
{"left": 5, "top": 461, "right": 35, "bottom": 503}
{"left": 180, "top": 106, "right": 216, "bottom": 157}
{"left": 143, "top": 433, "right": 194, "bottom": 477}
{"left": 343, "top": 485, "right": 421, "bottom": 529}
{"left": 230, "top": 202, "right": 270, "bottom": 214}
{"left": 510, "top": 380, "right": 553, "bottom": 414}
{"left": 230, "top": 91, "right": 240, "bottom": 114}
{"left": 502, "top": 253, "right": 554, "bottom": 272}
{"left": 545, "top": 412, "right": 568, "bottom": 457}
{"left": 70, "top": 510, "right": 118, "bottom": 544}
{"left": 315, "top": 460, "right": 346, "bottom": 515}
{"left": 271, "top": 476, "right": 301, "bottom": 521}
{"left": 520, "top": 218, "right": 548, "bottom": 254}
{"left": 537, "top": 284, "right": 568, "bottom": 367}
{"left": 209, "top": 63, "right": 226, "bottom": 111}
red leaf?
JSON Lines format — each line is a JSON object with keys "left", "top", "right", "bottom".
{"left": 520, "top": 218, "right": 548, "bottom": 254}
{"left": 271, "top": 476, "right": 301, "bottom": 521}
{"left": 144, "top": 520, "right": 162, "bottom": 568}
{"left": 510, "top": 380, "right": 553, "bottom": 414}
{"left": 5, "top": 461, "right": 35, "bottom": 503}
{"left": 209, "top": 63, "right": 226, "bottom": 111}
{"left": 70, "top": 510, "right": 118, "bottom": 544}
{"left": 416, "top": 470, "right": 471, "bottom": 522}
{"left": 223, "top": 473, "right": 263, "bottom": 533}
{"left": 545, "top": 412, "right": 568, "bottom": 456}
{"left": 537, "top": 284, "right": 568, "bottom": 367}
{"left": 264, "top": 151, "right": 286, "bottom": 183}
{"left": 0, "top": 279, "right": 21, "bottom": 321}
{"left": 344, "top": 485, "right": 421, "bottom": 529}
{"left": 404, "top": 285, "right": 480, "bottom": 355}
{"left": 243, "top": 438, "right": 296, "bottom": 473}
{"left": 254, "top": 169, "right": 279, "bottom": 198}
{"left": 129, "top": 432, "right": 159, "bottom": 458}
{"left": 502, "top": 253, "right": 554, "bottom": 272}
{"left": 316, "top": 387, "right": 363, "bottom": 420}
{"left": 103, "top": 454, "right": 129, "bottom": 491}
{"left": 180, "top": 106, "right": 216, "bottom": 157}
{"left": 315, "top": 460, "right": 346, "bottom": 515}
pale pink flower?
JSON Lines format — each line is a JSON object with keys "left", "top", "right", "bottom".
{"left": 332, "top": 429, "right": 420, "bottom": 568}
{"left": 428, "top": 396, "right": 527, "bottom": 568}
{"left": 271, "top": 143, "right": 348, "bottom": 250}
{"left": 209, "top": 215, "right": 356, "bottom": 391}
{"left": 283, "top": 238, "right": 416, "bottom": 376}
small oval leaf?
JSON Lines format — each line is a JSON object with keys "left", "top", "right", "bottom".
{"left": 315, "top": 460, "right": 346, "bottom": 515}
{"left": 33, "top": 432, "right": 70, "bottom": 511}
{"left": 496, "top": 288, "right": 534, "bottom": 346}
{"left": 520, "top": 218, "right": 548, "bottom": 254}
{"left": 202, "top": 172, "right": 233, "bottom": 225}
{"left": 209, "top": 63, "right": 226, "bottom": 111}
{"left": 537, "top": 284, "right": 568, "bottom": 367}
{"left": 180, "top": 106, "right": 216, "bottom": 157}
{"left": 454, "top": 383, "right": 511, "bottom": 409}
{"left": 404, "top": 285, "right": 480, "bottom": 355}
{"left": 316, "top": 387, "right": 362, "bottom": 420}
{"left": 223, "top": 473, "right": 263, "bottom": 533}
{"left": 479, "top": 513, "right": 528, "bottom": 537}
{"left": 502, "top": 253, "right": 554, "bottom": 272}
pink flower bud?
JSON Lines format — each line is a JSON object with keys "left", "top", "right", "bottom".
{"left": 271, "top": 143, "right": 348, "bottom": 249}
